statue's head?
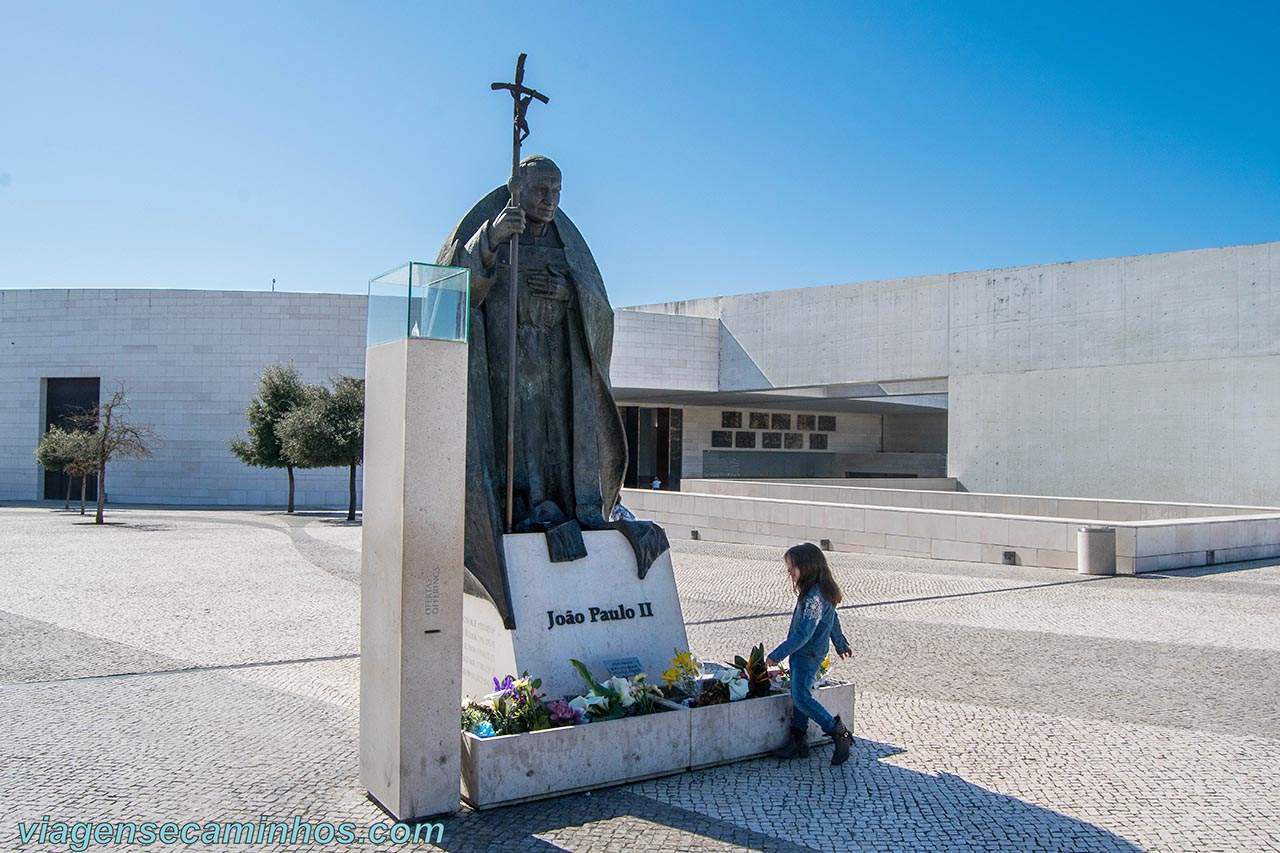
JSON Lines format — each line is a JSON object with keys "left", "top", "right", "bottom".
{"left": 513, "top": 155, "right": 562, "bottom": 226}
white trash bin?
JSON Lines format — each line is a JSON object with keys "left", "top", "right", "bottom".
{"left": 1077, "top": 526, "right": 1117, "bottom": 575}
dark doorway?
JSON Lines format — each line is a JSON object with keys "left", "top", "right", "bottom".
{"left": 620, "top": 406, "right": 682, "bottom": 490}
{"left": 43, "top": 377, "right": 100, "bottom": 501}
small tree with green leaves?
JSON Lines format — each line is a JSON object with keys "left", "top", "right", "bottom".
{"left": 35, "top": 426, "right": 95, "bottom": 510}
{"left": 66, "top": 388, "right": 158, "bottom": 524}
{"left": 278, "top": 376, "right": 365, "bottom": 521}
{"left": 230, "top": 363, "right": 308, "bottom": 512}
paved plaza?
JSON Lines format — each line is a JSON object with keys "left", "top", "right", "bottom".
{"left": 1, "top": 503, "right": 1278, "bottom": 852}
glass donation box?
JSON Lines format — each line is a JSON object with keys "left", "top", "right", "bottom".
{"left": 367, "top": 262, "right": 470, "bottom": 346}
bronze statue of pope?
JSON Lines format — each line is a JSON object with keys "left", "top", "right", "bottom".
{"left": 438, "top": 155, "right": 663, "bottom": 628}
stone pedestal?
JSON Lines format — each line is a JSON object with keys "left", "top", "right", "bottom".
{"left": 360, "top": 337, "right": 467, "bottom": 820}
{"left": 463, "top": 531, "right": 689, "bottom": 701}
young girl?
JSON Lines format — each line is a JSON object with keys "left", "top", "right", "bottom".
{"left": 765, "top": 542, "right": 854, "bottom": 765}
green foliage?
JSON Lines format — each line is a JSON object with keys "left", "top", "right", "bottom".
{"left": 229, "top": 364, "right": 307, "bottom": 470}
{"left": 461, "top": 701, "right": 494, "bottom": 733}
{"left": 35, "top": 426, "right": 85, "bottom": 473}
{"left": 569, "top": 660, "right": 664, "bottom": 721}
{"left": 277, "top": 375, "right": 365, "bottom": 470}
{"left": 489, "top": 676, "right": 551, "bottom": 735}
{"left": 732, "top": 643, "right": 773, "bottom": 699}
{"left": 627, "top": 674, "right": 662, "bottom": 716}
{"left": 570, "top": 658, "right": 607, "bottom": 695}
{"left": 463, "top": 674, "right": 551, "bottom": 736}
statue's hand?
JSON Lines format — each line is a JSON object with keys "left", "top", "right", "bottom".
{"left": 490, "top": 204, "right": 526, "bottom": 244}
{"left": 528, "top": 267, "right": 572, "bottom": 300}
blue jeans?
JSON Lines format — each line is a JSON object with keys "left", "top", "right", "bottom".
{"left": 788, "top": 653, "right": 835, "bottom": 733}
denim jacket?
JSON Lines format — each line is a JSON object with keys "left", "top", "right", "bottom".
{"left": 768, "top": 586, "right": 850, "bottom": 663}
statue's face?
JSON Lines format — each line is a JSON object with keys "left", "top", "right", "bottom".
{"left": 517, "top": 167, "right": 562, "bottom": 226}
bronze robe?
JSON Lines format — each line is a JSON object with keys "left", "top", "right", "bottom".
{"left": 437, "top": 187, "right": 627, "bottom": 628}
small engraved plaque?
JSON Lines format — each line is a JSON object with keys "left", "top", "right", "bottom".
{"left": 603, "top": 657, "right": 645, "bottom": 679}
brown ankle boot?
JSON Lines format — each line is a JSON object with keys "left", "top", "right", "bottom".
{"left": 827, "top": 716, "right": 853, "bottom": 766}
{"left": 770, "top": 727, "right": 810, "bottom": 759}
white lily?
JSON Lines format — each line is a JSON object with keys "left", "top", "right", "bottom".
{"left": 604, "top": 676, "right": 634, "bottom": 706}
{"left": 568, "top": 695, "right": 591, "bottom": 715}
{"left": 585, "top": 692, "right": 610, "bottom": 709}
{"left": 716, "top": 669, "right": 749, "bottom": 700}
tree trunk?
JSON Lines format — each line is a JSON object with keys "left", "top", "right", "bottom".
{"left": 347, "top": 461, "right": 357, "bottom": 522}
{"left": 95, "top": 465, "right": 106, "bottom": 524}
{"left": 64, "top": 476, "right": 71, "bottom": 510}
{"left": 79, "top": 476, "right": 86, "bottom": 515}
{"left": 287, "top": 465, "right": 295, "bottom": 514}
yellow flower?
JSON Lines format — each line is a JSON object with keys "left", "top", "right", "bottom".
{"left": 663, "top": 649, "right": 701, "bottom": 687}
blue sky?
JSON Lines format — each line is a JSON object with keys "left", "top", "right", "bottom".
{"left": 1, "top": 1, "right": 1276, "bottom": 306}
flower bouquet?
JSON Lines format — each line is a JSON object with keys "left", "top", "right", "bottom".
{"left": 660, "top": 648, "right": 702, "bottom": 701}
{"left": 567, "top": 659, "right": 666, "bottom": 722}
{"left": 461, "top": 673, "right": 582, "bottom": 738}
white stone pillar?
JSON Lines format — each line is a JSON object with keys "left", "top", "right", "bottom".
{"left": 360, "top": 336, "right": 467, "bottom": 819}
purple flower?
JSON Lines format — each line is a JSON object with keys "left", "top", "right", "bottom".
{"left": 546, "top": 699, "right": 583, "bottom": 726}
{"left": 492, "top": 675, "right": 515, "bottom": 695}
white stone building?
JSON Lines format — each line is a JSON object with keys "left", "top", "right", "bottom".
{"left": 1, "top": 240, "right": 1276, "bottom": 507}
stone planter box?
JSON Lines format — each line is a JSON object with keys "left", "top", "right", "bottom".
{"left": 688, "top": 681, "right": 855, "bottom": 769}
{"left": 460, "top": 703, "right": 691, "bottom": 809}
{"left": 459, "top": 683, "right": 856, "bottom": 809}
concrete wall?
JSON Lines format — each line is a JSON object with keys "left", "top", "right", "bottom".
{"left": 678, "top": 479, "right": 1276, "bottom": 520}
{"left": 0, "top": 289, "right": 366, "bottom": 506}
{"left": 946, "top": 242, "right": 1280, "bottom": 505}
{"left": 635, "top": 241, "right": 1280, "bottom": 506}
{"left": 624, "top": 486, "right": 1280, "bottom": 575}
{"left": 837, "top": 452, "right": 947, "bottom": 477}
{"left": 659, "top": 404, "right": 882, "bottom": 479}
{"left": 753, "top": 477, "right": 960, "bottom": 490}
{"left": 611, "top": 311, "right": 718, "bottom": 392}
{"left": 632, "top": 274, "right": 951, "bottom": 388}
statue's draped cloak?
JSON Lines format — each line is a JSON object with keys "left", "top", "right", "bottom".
{"left": 437, "top": 186, "right": 627, "bottom": 628}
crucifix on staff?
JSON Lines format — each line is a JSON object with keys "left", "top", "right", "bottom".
{"left": 491, "top": 53, "right": 551, "bottom": 534}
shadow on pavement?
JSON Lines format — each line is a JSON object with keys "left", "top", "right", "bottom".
{"left": 427, "top": 738, "right": 1145, "bottom": 853}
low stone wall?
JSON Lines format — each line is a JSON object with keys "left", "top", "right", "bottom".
{"left": 623, "top": 488, "right": 1280, "bottom": 574}
{"left": 1132, "top": 519, "right": 1280, "bottom": 572}
{"left": 679, "top": 479, "right": 1278, "bottom": 522}
{"left": 739, "top": 477, "right": 960, "bottom": 491}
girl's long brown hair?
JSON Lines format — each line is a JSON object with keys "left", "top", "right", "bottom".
{"left": 785, "top": 542, "right": 842, "bottom": 606}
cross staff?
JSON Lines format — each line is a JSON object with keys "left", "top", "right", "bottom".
{"left": 491, "top": 53, "right": 550, "bottom": 533}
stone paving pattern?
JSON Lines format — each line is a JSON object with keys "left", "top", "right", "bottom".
{"left": 1, "top": 504, "right": 1278, "bottom": 852}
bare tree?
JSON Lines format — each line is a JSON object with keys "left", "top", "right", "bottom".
{"left": 67, "top": 388, "right": 159, "bottom": 524}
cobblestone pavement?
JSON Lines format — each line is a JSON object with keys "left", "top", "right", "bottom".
{"left": 1, "top": 504, "right": 1278, "bottom": 852}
